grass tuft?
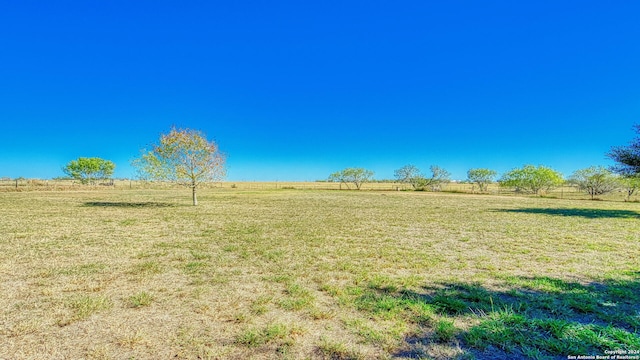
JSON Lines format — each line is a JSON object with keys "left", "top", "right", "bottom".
{"left": 434, "top": 318, "right": 458, "bottom": 342}
{"left": 317, "top": 337, "right": 364, "bottom": 360}
{"left": 60, "top": 295, "right": 112, "bottom": 325}
{"left": 235, "top": 323, "right": 292, "bottom": 348}
{"left": 127, "top": 291, "right": 153, "bottom": 308}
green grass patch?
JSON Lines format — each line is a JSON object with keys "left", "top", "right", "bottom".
{"left": 61, "top": 295, "right": 112, "bottom": 325}
{"left": 327, "top": 275, "right": 640, "bottom": 357}
{"left": 250, "top": 295, "right": 272, "bottom": 315}
{"left": 183, "top": 261, "right": 208, "bottom": 275}
{"left": 130, "top": 260, "right": 163, "bottom": 275}
{"left": 279, "top": 282, "right": 315, "bottom": 311}
{"left": 235, "top": 323, "right": 293, "bottom": 348}
{"left": 189, "top": 250, "right": 211, "bottom": 261}
{"left": 59, "top": 262, "right": 106, "bottom": 276}
{"left": 127, "top": 291, "right": 153, "bottom": 308}
{"left": 466, "top": 314, "right": 640, "bottom": 355}
{"left": 434, "top": 318, "right": 458, "bottom": 342}
{"left": 317, "top": 337, "right": 364, "bottom": 360}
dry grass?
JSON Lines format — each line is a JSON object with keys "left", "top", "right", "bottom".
{"left": 0, "top": 188, "right": 638, "bottom": 359}
{"left": 3, "top": 178, "right": 638, "bottom": 202}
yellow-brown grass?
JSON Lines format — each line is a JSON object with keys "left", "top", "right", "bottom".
{"left": 0, "top": 189, "right": 638, "bottom": 359}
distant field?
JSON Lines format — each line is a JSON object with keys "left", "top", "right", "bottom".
{"left": 1, "top": 178, "right": 634, "bottom": 202}
{"left": 0, "top": 189, "right": 638, "bottom": 359}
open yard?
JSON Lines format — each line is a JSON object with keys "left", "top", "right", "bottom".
{"left": 0, "top": 189, "right": 638, "bottom": 359}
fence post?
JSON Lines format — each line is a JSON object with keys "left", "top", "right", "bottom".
{"left": 15, "top": 179, "right": 18, "bottom": 189}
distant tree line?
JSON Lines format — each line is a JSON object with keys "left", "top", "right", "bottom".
{"left": 54, "top": 123, "right": 640, "bottom": 202}
{"left": 329, "top": 124, "right": 640, "bottom": 201}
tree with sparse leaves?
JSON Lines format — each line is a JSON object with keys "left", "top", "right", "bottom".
{"left": 329, "top": 168, "right": 374, "bottom": 190}
{"left": 617, "top": 175, "right": 640, "bottom": 201}
{"left": 393, "top": 165, "right": 450, "bottom": 191}
{"left": 423, "top": 165, "right": 451, "bottom": 191}
{"left": 394, "top": 165, "right": 424, "bottom": 189}
{"left": 132, "top": 127, "right": 226, "bottom": 206}
{"left": 467, "top": 168, "right": 497, "bottom": 192}
{"left": 63, "top": 157, "right": 115, "bottom": 185}
{"left": 569, "top": 166, "right": 619, "bottom": 200}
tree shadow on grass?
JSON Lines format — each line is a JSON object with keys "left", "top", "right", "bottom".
{"left": 83, "top": 201, "right": 178, "bottom": 208}
{"left": 494, "top": 208, "right": 640, "bottom": 219}
{"left": 350, "top": 273, "right": 640, "bottom": 359}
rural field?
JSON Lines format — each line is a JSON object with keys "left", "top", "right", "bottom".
{"left": 0, "top": 188, "right": 638, "bottom": 359}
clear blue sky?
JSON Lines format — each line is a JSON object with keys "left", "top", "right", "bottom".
{"left": 1, "top": 1, "right": 639, "bottom": 181}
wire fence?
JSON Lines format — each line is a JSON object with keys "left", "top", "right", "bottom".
{"left": 0, "top": 179, "right": 406, "bottom": 191}
{"left": 1, "top": 178, "right": 625, "bottom": 201}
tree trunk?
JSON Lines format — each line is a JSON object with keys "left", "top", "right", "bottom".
{"left": 192, "top": 183, "right": 198, "bottom": 206}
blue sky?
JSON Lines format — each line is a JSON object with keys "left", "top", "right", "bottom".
{"left": 1, "top": 1, "right": 639, "bottom": 181}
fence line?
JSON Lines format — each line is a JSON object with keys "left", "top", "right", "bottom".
{"left": 3, "top": 178, "right": 632, "bottom": 201}
{"left": 0, "top": 178, "right": 585, "bottom": 195}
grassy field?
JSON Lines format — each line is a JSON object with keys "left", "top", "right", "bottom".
{"left": 0, "top": 188, "right": 638, "bottom": 359}
{"left": 3, "top": 178, "right": 638, "bottom": 202}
